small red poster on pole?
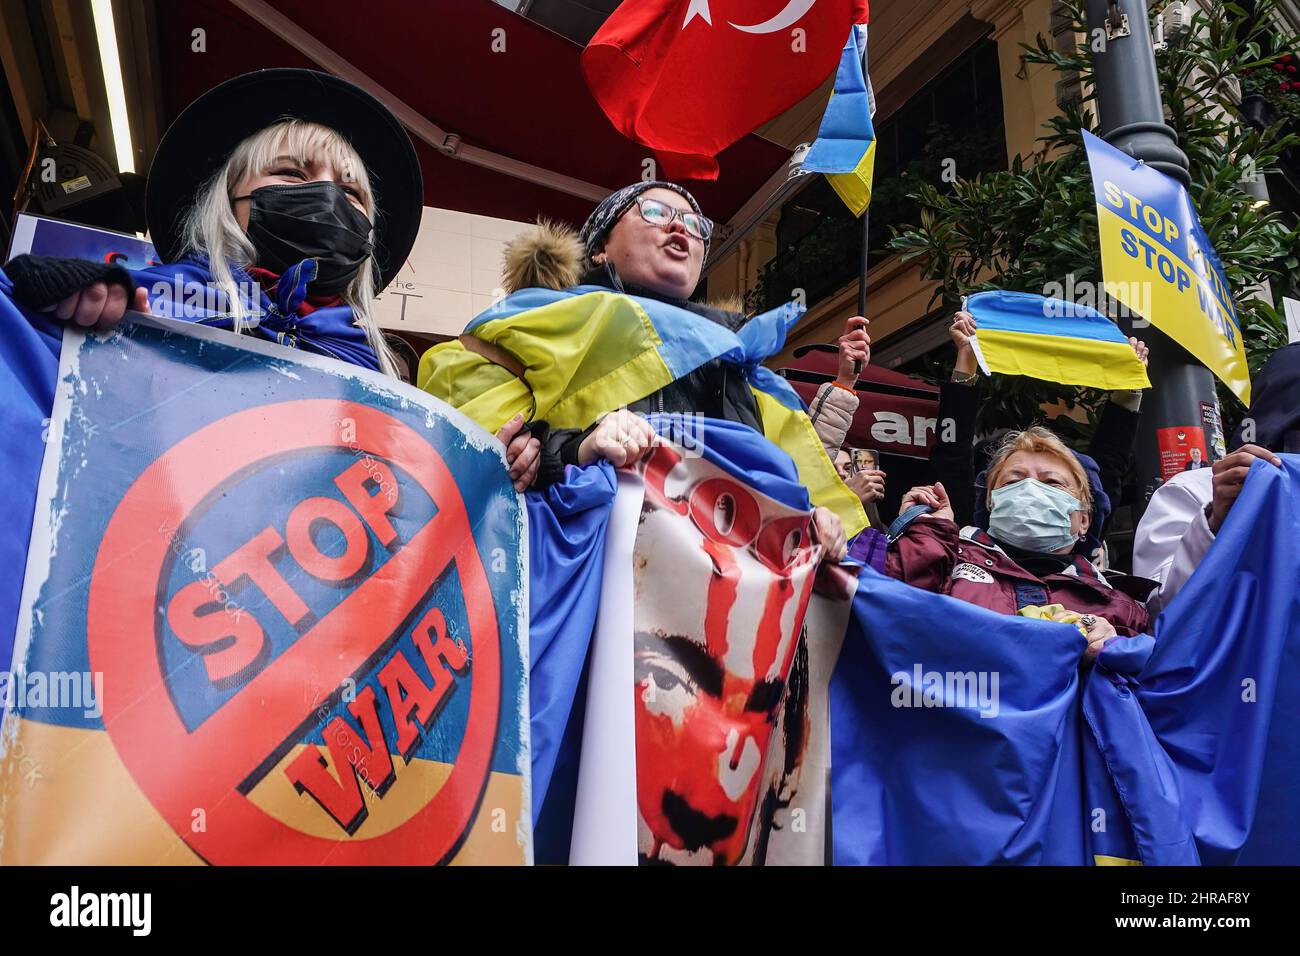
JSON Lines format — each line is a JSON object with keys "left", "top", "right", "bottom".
{"left": 1157, "top": 425, "right": 1209, "bottom": 481}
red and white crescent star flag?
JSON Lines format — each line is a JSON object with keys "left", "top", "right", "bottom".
{"left": 582, "top": 0, "right": 870, "bottom": 180}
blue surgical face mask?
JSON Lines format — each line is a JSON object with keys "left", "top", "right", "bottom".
{"left": 987, "top": 477, "right": 1083, "bottom": 554}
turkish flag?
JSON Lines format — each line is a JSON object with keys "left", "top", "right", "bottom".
{"left": 583, "top": 0, "right": 870, "bottom": 180}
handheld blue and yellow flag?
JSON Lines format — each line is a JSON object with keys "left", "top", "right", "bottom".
{"left": 1083, "top": 129, "right": 1250, "bottom": 404}
{"left": 802, "top": 23, "right": 876, "bottom": 216}
{"left": 965, "top": 289, "right": 1151, "bottom": 391}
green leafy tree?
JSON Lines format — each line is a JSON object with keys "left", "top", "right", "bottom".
{"left": 889, "top": 0, "right": 1300, "bottom": 437}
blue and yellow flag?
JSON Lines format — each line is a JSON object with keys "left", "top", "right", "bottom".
{"left": 830, "top": 456, "right": 1300, "bottom": 864}
{"left": 965, "top": 289, "right": 1151, "bottom": 391}
{"left": 1083, "top": 130, "right": 1250, "bottom": 404}
{"left": 802, "top": 24, "right": 876, "bottom": 216}
{"left": 418, "top": 287, "right": 869, "bottom": 536}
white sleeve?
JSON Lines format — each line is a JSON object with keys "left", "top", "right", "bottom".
{"left": 1133, "top": 473, "right": 1215, "bottom": 615}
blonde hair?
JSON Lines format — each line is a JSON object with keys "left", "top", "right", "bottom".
{"left": 178, "top": 119, "right": 398, "bottom": 376}
{"left": 985, "top": 426, "right": 1092, "bottom": 511}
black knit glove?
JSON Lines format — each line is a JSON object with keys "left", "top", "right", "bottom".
{"left": 4, "top": 254, "right": 137, "bottom": 311}
{"left": 526, "top": 421, "right": 568, "bottom": 491}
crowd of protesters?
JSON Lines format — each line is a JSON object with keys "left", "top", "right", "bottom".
{"left": 3, "top": 67, "right": 1297, "bottom": 668}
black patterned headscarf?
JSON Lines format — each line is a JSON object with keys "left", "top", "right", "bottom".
{"left": 578, "top": 180, "right": 709, "bottom": 262}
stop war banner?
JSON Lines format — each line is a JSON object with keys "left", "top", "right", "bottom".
{"left": 1084, "top": 129, "right": 1251, "bottom": 404}
{"left": 567, "top": 425, "right": 854, "bottom": 865}
{"left": 0, "top": 314, "right": 530, "bottom": 864}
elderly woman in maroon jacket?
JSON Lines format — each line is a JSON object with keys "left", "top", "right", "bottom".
{"left": 887, "top": 426, "right": 1154, "bottom": 660}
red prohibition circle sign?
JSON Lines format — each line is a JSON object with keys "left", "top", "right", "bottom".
{"left": 86, "top": 400, "right": 502, "bottom": 864}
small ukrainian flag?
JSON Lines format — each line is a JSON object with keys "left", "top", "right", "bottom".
{"left": 802, "top": 24, "right": 876, "bottom": 216}
{"left": 965, "top": 290, "right": 1152, "bottom": 391}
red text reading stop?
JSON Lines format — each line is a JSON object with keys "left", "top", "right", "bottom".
{"left": 167, "top": 457, "right": 401, "bottom": 687}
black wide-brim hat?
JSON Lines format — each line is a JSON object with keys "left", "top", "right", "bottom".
{"left": 145, "top": 68, "right": 422, "bottom": 291}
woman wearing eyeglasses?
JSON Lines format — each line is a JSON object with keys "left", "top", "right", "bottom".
{"left": 558, "top": 184, "right": 766, "bottom": 472}
{"left": 419, "top": 180, "right": 869, "bottom": 557}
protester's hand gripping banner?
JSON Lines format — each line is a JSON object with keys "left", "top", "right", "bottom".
{"left": 567, "top": 421, "right": 853, "bottom": 865}
{"left": 0, "top": 314, "right": 530, "bottom": 865}
{"left": 1083, "top": 130, "right": 1251, "bottom": 404}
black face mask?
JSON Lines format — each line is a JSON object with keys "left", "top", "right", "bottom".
{"left": 234, "top": 181, "right": 374, "bottom": 295}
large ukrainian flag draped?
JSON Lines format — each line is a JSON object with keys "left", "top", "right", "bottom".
{"left": 965, "top": 289, "right": 1152, "bottom": 391}
{"left": 526, "top": 448, "right": 1300, "bottom": 864}
{"left": 830, "top": 457, "right": 1300, "bottom": 864}
{"left": 418, "top": 287, "right": 869, "bottom": 535}
{"left": 802, "top": 23, "right": 876, "bottom": 216}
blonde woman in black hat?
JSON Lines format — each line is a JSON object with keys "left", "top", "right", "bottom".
{"left": 1, "top": 67, "right": 541, "bottom": 491}
{"left": 6, "top": 69, "right": 419, "bottom": 371}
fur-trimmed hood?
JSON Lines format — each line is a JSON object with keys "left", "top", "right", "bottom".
{"left": 500, "top": 219, "right": 586, "bottom": 294}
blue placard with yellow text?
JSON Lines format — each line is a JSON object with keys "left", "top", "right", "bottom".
{"left": 1083, "top": 130, "right": 1250, "bottom": 404}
